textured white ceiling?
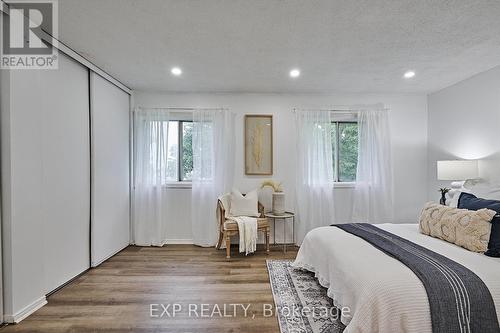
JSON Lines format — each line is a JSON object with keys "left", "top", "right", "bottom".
{"left": 58, "top": 0, "right": 500, "bottom": 93}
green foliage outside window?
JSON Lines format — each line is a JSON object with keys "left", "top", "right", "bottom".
{"left": 338, "top": 123, "right": 358, "bottom": 182}
{"left": 331, "top": 122, "right": 358, "bottom": 182}
{"left": 182, "top": 122, "right": 193, "bottom": 180}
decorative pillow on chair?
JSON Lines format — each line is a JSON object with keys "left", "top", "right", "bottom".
{"left": 419, "top": 202, "right": 496, "bottom": 253}
{"left": 229, "top": 189, "right": 259, "bottom": 217}
{"left": 458, "top": 192, "right": 500, "bottom": 257}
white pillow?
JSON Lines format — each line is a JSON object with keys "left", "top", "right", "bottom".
{"left": 229, "top": 189, "right": 259, "bottom": 217}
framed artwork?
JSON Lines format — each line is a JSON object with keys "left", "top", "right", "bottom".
{"left": 245, "top": 114, "right": 273, "bottom": 175}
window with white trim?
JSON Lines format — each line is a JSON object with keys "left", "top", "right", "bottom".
{"left": 164, "top": 120, "right": 193, "bottom": 182}
{"left": 331, "top": 121, "right": 358, "bottom": 182}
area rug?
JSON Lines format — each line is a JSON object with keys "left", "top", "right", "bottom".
{"left": 266, "top": 260, "right": 345, "bottom": 333}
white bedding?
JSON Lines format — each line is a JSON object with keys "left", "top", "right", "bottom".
{"left": 293, "top": 224, "right": 500, "bottom": 333}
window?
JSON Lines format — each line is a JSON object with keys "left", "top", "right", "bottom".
{"left": 180, "top": 122, "right": 193, "bottom": 181}
{"left": 165, "top": 120, "right": 193, "bottom": 182}
{"left": 331, "top": 121, "right": 358, "bottom": 182}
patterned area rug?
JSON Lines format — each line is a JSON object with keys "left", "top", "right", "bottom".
{"left": 267, "top": 260, "right": 346, "bottom": 333}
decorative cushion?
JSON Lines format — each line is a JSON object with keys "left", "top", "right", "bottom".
{"left": 458, "top": 191, "right": 500, "bottom": 212}
{"left": 229, "top": 189, "right": 259, "bottom": 217}
{"left": 419, "top": 202, "right": 496, "bottom": 253}
{"left": 458, "top": 192, "right": 500, "bottom": 257}
{"left": 223, "top": 218, "right": 269, "bottom": 231}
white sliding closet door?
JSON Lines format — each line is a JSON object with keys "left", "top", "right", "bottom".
{"left": 41, "top": 53, "right": 90, "bottom": 292}
{"left": 90, "top": 73, "right": 130, "bottom": 267}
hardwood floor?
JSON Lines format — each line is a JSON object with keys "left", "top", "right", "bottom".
{"left": 2, "top": 245, "right": 298, "bottom": 333}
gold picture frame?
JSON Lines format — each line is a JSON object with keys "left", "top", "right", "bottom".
{"left": 245, "top": 114, "right": 273, "bottom": 175}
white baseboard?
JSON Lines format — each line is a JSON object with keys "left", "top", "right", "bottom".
{"left": 4, "top": 296, "right": 47, "bottom": 323}
{"left": 166, "top": 239, "right": 194, "bottom": 244}
{"left": 154, "top": 239, "right": 292, "bottom": 246}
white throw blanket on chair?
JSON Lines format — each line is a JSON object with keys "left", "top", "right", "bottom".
{"left": 228, "top": 216, "right": 257, "bottom": 255}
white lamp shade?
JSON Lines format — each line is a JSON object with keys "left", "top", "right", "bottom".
{"left": 437, "top": 160, "right": 478, "bottom": 180}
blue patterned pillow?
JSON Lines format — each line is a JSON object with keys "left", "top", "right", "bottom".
{"left": 458, "top": 192, "right": 500, "bottom": 257}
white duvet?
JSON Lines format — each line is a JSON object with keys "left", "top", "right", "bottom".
{"left": 293, "top": 224, "right": 500, "bottom": 333}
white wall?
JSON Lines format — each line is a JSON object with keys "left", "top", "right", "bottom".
{"left": 428, "top": 65, "right": 500, "bottom": 199}
{"left": 133, "top": 92, "right": 429, "bottom": 243}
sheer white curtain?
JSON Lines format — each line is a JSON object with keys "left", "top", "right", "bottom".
{"left": 295, "top": 110, "right": 335, "bottom": 244}
{"left": 132, "top": 109, "right": 170, "bottom": 246}
{"left": 191, "top": 109, "right": 235, "bottom": 247}
{"left": 352, "top": 108, "right": 394, "bottom": 223}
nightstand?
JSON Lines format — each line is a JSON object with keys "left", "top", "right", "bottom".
{"left": 264, "top": 212, "right": 295, "bottom": 253}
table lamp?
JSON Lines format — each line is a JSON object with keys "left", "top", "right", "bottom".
{"left": 437, "top": 160, "right": 479, "bottom": 205}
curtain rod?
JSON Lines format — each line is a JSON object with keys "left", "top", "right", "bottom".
{"left": 136, "top": 107, "right": 229, "bottom": 111}
{"left": 292, "top": 107, "right": 388, "bottom": 113}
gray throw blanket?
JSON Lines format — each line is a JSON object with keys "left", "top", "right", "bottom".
{"left": 333, "top": 223, "right": 499, "bottom": 333}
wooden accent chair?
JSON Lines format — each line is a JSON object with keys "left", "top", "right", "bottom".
{"left": 216, "top": 194, "right": 270, "bottom": 259}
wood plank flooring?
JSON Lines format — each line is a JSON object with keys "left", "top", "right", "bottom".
{"left": 2, "top": 245, "right": 298, "bottom": 333}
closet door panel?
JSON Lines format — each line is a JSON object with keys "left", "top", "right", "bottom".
{"left": 41, "top": 53, "right": 90, "bottom": 292}
{"left": 90, "top": 73, "right": 130, "bottom": 266}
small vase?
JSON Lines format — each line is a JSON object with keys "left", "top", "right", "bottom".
{"left": 272, "top": 192, "right": 285, "bottom": 215}
{"left": 440, "top": 192, "right": 447, "bottom": 206}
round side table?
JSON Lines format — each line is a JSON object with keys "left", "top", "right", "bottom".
{"left": 264, "top": 212, "right": 295, "bottom": 253}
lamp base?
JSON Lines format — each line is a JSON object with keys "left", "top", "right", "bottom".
{"left": 450, "top": 181, "right": 465, "bottom": 189}
{"left": 448, "top": 181, "right": 465, "bottom": 201}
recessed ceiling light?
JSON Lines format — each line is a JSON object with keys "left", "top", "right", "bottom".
{"left": 171, "top": 67, "right": 182, "bottom": 76}
{"left": 403, "top": 70, "right": 415, "bottom": 79}
{"left": 289, "top": 69, "right": 300, "bottom": 78}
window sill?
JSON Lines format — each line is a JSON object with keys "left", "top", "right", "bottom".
{"left": 163, "top": 182, "right": 192, "bottom": 189}
{"left": 333, "top": 182, "right": 356, "bottom": 188}
{"left": 161, "top": 182, "right": 353, "bottom": 189}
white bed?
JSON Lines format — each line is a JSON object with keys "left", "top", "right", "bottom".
{"left": 293, "top": 223, "right": 500, "bottom": 333}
